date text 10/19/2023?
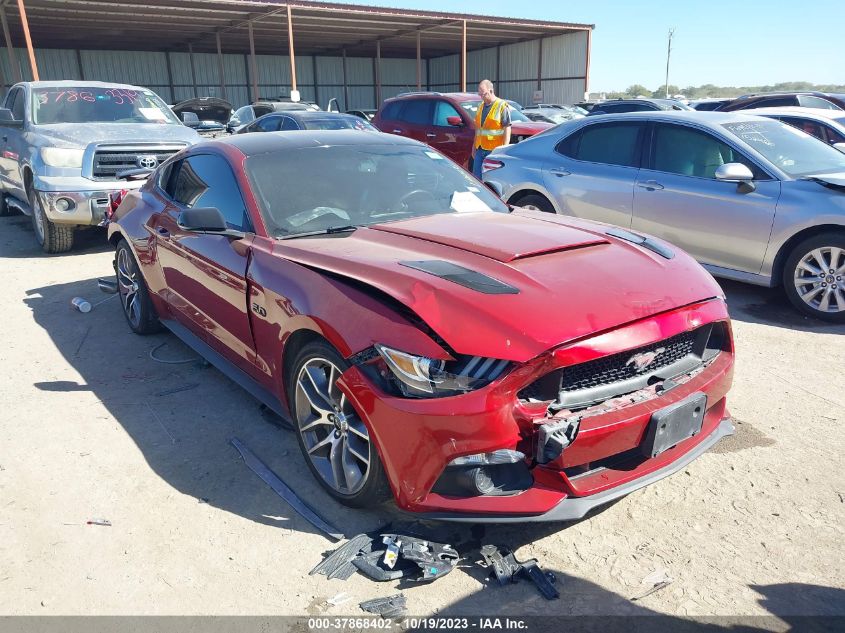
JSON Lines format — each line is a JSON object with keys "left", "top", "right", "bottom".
{"left": 307, "top": 617, "right": 529, "bottom": 630}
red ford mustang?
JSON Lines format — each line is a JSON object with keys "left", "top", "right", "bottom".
{"left": 107, "top": 130, "right": 735, "bottom": 522}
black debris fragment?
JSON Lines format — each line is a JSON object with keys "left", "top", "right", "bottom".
{"left": 479, "top": 544, "right": 559, "bottom": 600}
{"left": 310, "top": 534, "right": 373, "bottom": 580}
{"left": 359, "top": 594, "right": 407, "bottom": 618}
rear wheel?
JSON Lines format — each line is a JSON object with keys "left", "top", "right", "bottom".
{"left": 116, "top": 240, "right": 162, "bottom": 334}
{"left": 783, "top": 233, "right": 845, "bottom": 323}
{"left": 513, "top": 193, "right": 555, "bottom": 213}
{"left": 288, "top": 340, "right": 391, "bottom": 508}
{"left": 30, "top": 188, "right": 73, "bottom": 253}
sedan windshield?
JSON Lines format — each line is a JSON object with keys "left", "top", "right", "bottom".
{"left": 723, "top": 120, "right": 845, "bottom": 177}
{"left": 246, "top": 143, "right": 509, "bottom": 237}
{"left": 32, "top": 87, "right": 179, "bottom": 125}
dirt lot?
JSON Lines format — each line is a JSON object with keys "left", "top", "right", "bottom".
{"left": 1, "top": 214, "right": 843, "bottom": 622}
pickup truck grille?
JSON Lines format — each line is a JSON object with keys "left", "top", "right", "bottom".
{"left": 91, "top": 146, "right": 184, "bottom": 180}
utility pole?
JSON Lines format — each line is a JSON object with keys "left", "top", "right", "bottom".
{"left": 665, "top": 28, "right": 675, "bottom": 99}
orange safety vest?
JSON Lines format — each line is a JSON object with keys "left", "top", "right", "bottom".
{"left": 474, "top": 98, "right": 508, "bottom": 151}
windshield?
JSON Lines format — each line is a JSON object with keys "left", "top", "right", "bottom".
{"left": 301, "top": 116, "right": 377, "bottom": 131}
{"left": 723, "top": 120, "right": 845, "bottom": 177}
{"left": 460, "top": 100, "right": 531, "bottom": 122}
{"left": 32, "top": 87, "right": 179, "bottom": 125}
{"left": 246, "top": 143, "right": 509, "bottom": 237}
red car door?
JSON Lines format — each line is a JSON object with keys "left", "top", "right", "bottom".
{"left": 395, "top": 99, "right": 433, "bottom": 145}
{"left": 153, "top": 153, "right": 259, "bottom": 375}
{"left": 428, "top": 99, "right": 475, "bottom": 167}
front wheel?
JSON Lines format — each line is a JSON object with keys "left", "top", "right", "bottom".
{"left": 514, "top": 193, "right": 555, "bottom": 213}
{"left": 783, "top": 233, "right": 845, "bottom": 323}
{"left": 115, "top": 240, "right": 162, "bottom": 334}
{"left": 30, "top": 189, "right": 74, "bottom": 253}
{"left": 287, "top": 340, "right": 391, "bottom": 508}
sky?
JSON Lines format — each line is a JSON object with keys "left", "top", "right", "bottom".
{"left": 327, "top": 0, "right": 844, "bottom": 92}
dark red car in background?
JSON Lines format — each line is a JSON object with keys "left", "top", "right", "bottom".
{"left": 372, "top": 91, "right": 552, "bottom": 169}
{"left": 108, "top": 130, "right": 734, "bottom": 522}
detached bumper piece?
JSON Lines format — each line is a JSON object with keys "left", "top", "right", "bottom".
{"left": 359, "top": 594, "right": 407, "bottom": 619}
{"left": 480, "top": 545, "right": 559, "bottom": 600}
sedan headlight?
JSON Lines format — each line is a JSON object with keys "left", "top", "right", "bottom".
{"left": 372, "top": 344, "right": 510, "bottom": 398}
{"left": 40, "top": 147, "right": 85, "bottom": 168}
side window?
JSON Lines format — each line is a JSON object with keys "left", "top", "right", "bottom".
{"left": 433, "top": 100, "right": 462, "bottom": 126}
{"left": 280, "top": 116, "right": 299, "bottom": 131}
{"left": 399, "top": 99, "right": 432, "bottom": 125}
{"left": 171, "top": 154, "right": 252, "bottom": 232}
{"left": 798, "top": 95, "right": 839, "bottom": 110}
{"left": 380, "top": 101, "right": 402, "bottom": 121}
{"left": 254, "top": 105, "right": 272, "bottom": 117}
{"left": 256, "top": 116, "right": 282, "bottom": 132}
{"left": 781, "top": 117, "right": 825, "bottom": 142}
{"left": 10, "top": 88, "right": 24, "bottom": 120}
{"left": 235, "top": 106, "right": 254, "bottom": 124}
{"left": 822, "top": 125, "right": 845, "bottom": 145}
{"left": 748, "top": 97, "right": 794, "bottom": 109}
{"left": 652, "top": 124, "right": 759, "bottom": 179}
{"left": 556, "top": 122, "right": 643, "bottom": 168}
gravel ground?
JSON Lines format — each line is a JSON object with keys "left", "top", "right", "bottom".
{"left": 0, "top": 215, "right": 843, "bottom": 622}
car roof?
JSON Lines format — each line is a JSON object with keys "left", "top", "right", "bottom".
{"left": 276, "top": 111, "right": 359, "bottom": 121}
{"left": 578, "top": 110, "right": 764, "bottom": 125}
{"left": 745, "top": 107, "right": 845, "bottom": 122}
{"left": 20, "top": 80, "right": 150, "bottom": 91}
{"left": 218, "top": 129, "right": 420, "bottom": 156}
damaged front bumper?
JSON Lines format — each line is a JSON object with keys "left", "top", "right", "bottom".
{"left": 339, "top": 298, "right": 735, "bottom": 523}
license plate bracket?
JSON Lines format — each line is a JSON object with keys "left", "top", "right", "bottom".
{"left": 641, "top": 392, "right": 707, "bottom": 458}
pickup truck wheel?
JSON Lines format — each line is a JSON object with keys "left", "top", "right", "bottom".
{"left": 288, "top": 340, "right": 391, "bottom": 508}
{"left": 29, "top": 189, "right": 73, "bottom": 253}
{"left": 783, "top": 233, "right": 845, "bottom": 323}
{"left": 115, "top": 240, "right": 162, "bottom": 334}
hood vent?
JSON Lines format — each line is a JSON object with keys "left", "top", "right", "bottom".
{"left": 400, "top": 260, "right": 519, "bottom": 295}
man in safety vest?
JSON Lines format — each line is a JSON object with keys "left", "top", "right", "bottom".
{"left": 471, "top": 79, "right": 511, "bottom": 179}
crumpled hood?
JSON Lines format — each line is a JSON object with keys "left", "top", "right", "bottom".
{"left": 31, "top": 122, "right": 201, "bottom": 148}
{"left": 274, "top": 210, "right": 723, "bottom": 362}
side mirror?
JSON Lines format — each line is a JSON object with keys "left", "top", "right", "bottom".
{"left": 177, "top": 207, "right": 245, "bottom": 238}
{"left": 834, "top": 142, "right": 845, "bottom": 154}
{"left": 445, "top": 115, "right": 464, "bottom": 127}
{"left": 180, "top": 112, "right": 200, "bottom": 127}
{"left": 0, "top": 107, "right": 23, "bottom": 127}
{"left": 715, "top": 162, "right": 756, "bottom": 194}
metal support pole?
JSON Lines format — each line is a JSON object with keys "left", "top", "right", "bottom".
{"left": 0, "top": 7, "right": 20, "bottom": 83}
{"left": 460, "top": 20, "right": 466, "bottom": 92}
{"left": 341, "top": 48, "right": 349, "bottom": 110}
{"left": 374, "top": 40, "right": 381, "bottom": 106}
{"left": 165, "top": 51, "right": 175, "bottom": 102}
{"left": 495, "top": 44, "right": 500, "bottom": 86}
{"left": 584, "top": 29, "right": 592, "bottom": 98}
{"left": 312, "top": 54, "right": 318, "bottom": 106}
{"left": 426, "top": 57, "right": 430, "bottom": 91}
{"left": 536, "top": 38, "right": 543, "bottom": 91}
{"left": 286, "top": 4, "right": 297, "bottom": 95}
{"left": 416, "top": 31, "right": 421, "bottom": 90}
{"left": 188, "top": 43, "right": 198, "bottom": 98}
{"left": 76, "top": 49, "right": 84, "bottom": 80}
{"left": 248, "top": 21, "right": 258, "bottom": 102}
{"left": 16, "top": 0, "right": 37, "bottom": 81}
{"left": 216, "top": 32, "right": 227, "bottom": 100}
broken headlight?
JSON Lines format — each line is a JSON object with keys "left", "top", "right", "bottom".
{"left": 371, "top": 344, "right": 510, "bottom": 398}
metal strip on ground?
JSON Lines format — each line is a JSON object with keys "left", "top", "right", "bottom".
{"left": 231, "top": 437, "right": 342, "bottom": 541}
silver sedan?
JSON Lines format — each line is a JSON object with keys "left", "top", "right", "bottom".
{"left": 483, "top": 111, "right": 845, "bottom": 322}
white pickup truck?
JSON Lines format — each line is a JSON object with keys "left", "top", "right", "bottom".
{"left": 0, "top": 81, "right": 201, "bottom": 253}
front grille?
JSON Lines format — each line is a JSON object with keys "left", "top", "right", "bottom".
{"left": 519, "top": 324, "right": 725, "bottom": 407}
{"left": 92, "top": 148, "right": 182, "bottom": 180}
{"left": 561, "top": 329, "right": 697, "bottom": 392}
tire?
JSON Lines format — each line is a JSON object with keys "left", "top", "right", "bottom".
{"left": 513, "top": 193, "right": 555, "bottom": 213}
{"left": 29, "top": 188, "right": 73, "bottom": 253}
{"left": 782, "top": 232, "right": 845, "bottom": 323}
{"left": 115, "top": 239, "right": 163, "bottom": 334}
{"left": 287, "top": 340, "right": 391, "bottom": 508}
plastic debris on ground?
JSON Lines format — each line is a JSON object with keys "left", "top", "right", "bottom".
{"left": 479, "top": 544, "right": 559, "bottom": 600}
{"left": 631, "top": 569, "right": 674, "bottom": 601}
{"left": 359, "top": 593, "right": 407, "bottom": 618}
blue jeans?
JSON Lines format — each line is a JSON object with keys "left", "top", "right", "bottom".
{"left": 472, "top": 148, "right": 491, "bottom": 180}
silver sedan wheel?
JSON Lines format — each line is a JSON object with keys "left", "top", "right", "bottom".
{"left": 294, "top": 358, "right": 371, "bottom": 496}
{"left": 117, "top": 248, "right": 141, "bottom": 328}
{"left": 794, "top": 246, "right": 845, "bottom": 314}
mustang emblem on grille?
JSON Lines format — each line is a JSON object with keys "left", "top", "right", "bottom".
{"left": 137, "top": 155, "right": 158, "bottom": 169}
{"left": 626, "top": 347, "right": 666, "bottom": 371}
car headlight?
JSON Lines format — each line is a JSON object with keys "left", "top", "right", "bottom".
{"left": 40, "top": 148, "right": 85, "bottom": 168}
{"left": 372, "top": 344, "right": 510, "bottom": 398}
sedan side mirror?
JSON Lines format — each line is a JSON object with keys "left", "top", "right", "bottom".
{"left": 0, "top": 107, "right": 23, "bottom": 127}
{"left": 446, "top": 115, "right": 464, "bottom": 127}
{"left": 177, "top": 207, "right": 244, "bottom": 238}
{"left": 715, "top": 162, "right": 756, "bottom": 194}
{"left": 834, "top": 142, "right": 845, "bottom": 154}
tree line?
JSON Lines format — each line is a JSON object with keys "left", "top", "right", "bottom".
{"left": 601, "top": 81, "right": 845, "bottom": 100}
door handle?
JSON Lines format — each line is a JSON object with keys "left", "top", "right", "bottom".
{"left": 637, "top": 180, "right": 664, "bottom": 191}
{"left": 426, "top": 133, "right": 436, "bottom": 138}
{"left": 549, "top": 168, "right": 571, "bottom": 177}
{"left": 392, "top": 129, "right": 403, "bottom": 134}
